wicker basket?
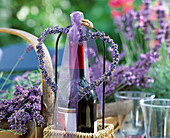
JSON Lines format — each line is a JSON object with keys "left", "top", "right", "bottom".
{"left": 43, "top": 123, "right": 115, "bottom": 138}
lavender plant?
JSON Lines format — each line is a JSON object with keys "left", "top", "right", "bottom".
{"left": 113, "top": 0, "right": 169, "bottom": 66}
{"left": 90, "top": 48, "right": 157, "bottom": 97}
{"left": 0, "top": 86, "right": 44, "bottom": 134}
{"left": 101, "top": 0, "right": 170, "bottom": 99}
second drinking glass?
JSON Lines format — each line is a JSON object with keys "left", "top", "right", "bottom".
{"left": 114, "top": 91, "right": 155, "bottom": 138}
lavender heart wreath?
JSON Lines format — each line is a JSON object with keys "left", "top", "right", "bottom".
{"left": 36, "top": 18, "right": 120, "bottom": 100}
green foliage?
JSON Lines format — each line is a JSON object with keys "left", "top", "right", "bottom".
{"left": 143, "top": 46, "right": 170, "bottom": 98}
{"left": 0, "top": 70, "right": 42, "bottom": 100}
{"left": 0, "top": 0, "right": 120, "bottom": 51}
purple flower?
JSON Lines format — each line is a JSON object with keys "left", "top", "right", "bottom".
{"left": 114, "top": 16, "right": 124, "bottom": 32}
{"left": 8, "top": 110, "right": 31, "bottom": 134}
{"left": 24, "top": 84, "right": 28, "bottom": 87}
{"left": 13, "top": 71, "right": 31, "bottom": 82}
{"left": 19, "top": 56, "right": 24, "bottom": 61}
{"left": 165, "top": 25, "right": 170, "bottom": 47}
{"left": 134, "top": 0, "right": 155, "bottom": 41}
{"left": 122, "top": 10, "right": 135, "bottom": 41}
{"left": 24, "top": 44, "right": 33, "bottom": 53}
{"left": 13, "top": 75, "right": 23, "bottom": 82}
{"left": 92, "top": 48, "right": 159, "bottom": 95}
{"left": 155, "top": 1, "right": 167, "bottom": 44}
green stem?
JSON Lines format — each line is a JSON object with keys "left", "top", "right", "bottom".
{"left": 161, "top": 43, "right": 168, "bottom": 65}
{"left": 0, "top": 53, "right": 25, "bottom": 90}
{"left": 119, "top": 32, "right": 132, "bottom": 65}
{"left": 19, "top": 97, "right": 30, "bottom": 110}
{"left": 116, "top": 83, "right": 128, "bottom": 92}
{"left": 0, "top": 128, "right": 22, "bottom": 135}
{"left": 130, "top": 40, "right": 138, "bottom": 59}
{"left": 38, "top": 83, "right": 42, "bottom": 89}
{"left": 138, "top": 29, "right": 144, "bottom": 53}
{"left": 1, "top": 77, "right": 13, "bottom": 83}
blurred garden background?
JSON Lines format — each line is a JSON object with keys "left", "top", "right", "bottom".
{"left": 0, "top": 0, "right": 170, "bottom": 100}
{"left": 0, "top": 0, "right": 142, "bottom": 49}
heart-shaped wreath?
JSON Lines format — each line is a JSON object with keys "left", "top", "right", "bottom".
{"left": 36, "top": 15, "right": 119, "bottom": 100}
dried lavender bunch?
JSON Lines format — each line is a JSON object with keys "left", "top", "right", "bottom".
{"left": 0, "top": 86, "right": 44, "bottom": 135}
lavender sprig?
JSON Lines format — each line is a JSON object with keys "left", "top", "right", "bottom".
{"left": 122, "top": 10, "right": 135, "bottom": 41}
{"left": 156, "top": 1, "right": 167, "bottom": 44}
{"left": 0, "top": 44, "right": 33, "bottom": 90}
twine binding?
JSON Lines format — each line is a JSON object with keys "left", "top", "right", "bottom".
{"left": 81, "top": 19, "right": 93, "bottom": 29}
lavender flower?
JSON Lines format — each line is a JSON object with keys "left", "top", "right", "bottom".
{"left": 108, "top": 0, "right": 170, "bottom": 97}
{"left": 114, "top": 16, "right": 124, "bottom": 32}
{"left": 122, "top": 10, "right": 135, "bottom": 41}
{"left": 156, "top": 1, "right": 166, "bottom": 27}
{"left": 90, "top": 46, "right": 160, "bottom": 95}
{"left": 165, "top": 25, "right": 170, "bottom": 47}
{"left": 19, "top": 56, "right": 24, "bottom": 61}
{"left": 142, "top": 0, "right": 151, "bottom": 18}
{"left": 24, "top": 44, "right": 33, "bottom": 53}
{"left": 8, "top": 110, "right": 31, "bottom": 134}
{"left": 135, "top": 0, "right": 155, "bottom": 41}
{"left": 155, "top": 1, "right": 167, "bottom": 44}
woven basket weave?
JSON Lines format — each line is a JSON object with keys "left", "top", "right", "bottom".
{"left": 43, "top": 123, "right": 115, "bottom": 138}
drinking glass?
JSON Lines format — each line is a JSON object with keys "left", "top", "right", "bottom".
{"left": 140, "top": 99, "right": 170, "bottom": 138}
{"left": 114, "top": 91, "right": 155, "bottom": 138}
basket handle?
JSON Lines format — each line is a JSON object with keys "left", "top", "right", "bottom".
{"left": 0, "top": 28, "right": 55, "bottom": 125}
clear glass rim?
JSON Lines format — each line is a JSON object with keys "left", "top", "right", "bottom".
{"left": 114, "top": 91, "right": 155, "bottom": 100}
{"left": 140, "top": 98, "right": 170, "bottom": 108}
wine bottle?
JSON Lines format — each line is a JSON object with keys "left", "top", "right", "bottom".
{"left": 56, "top": 11, "right": 97, "bottom": 133}
{"left": 70, "top": 41, "right": 97, "bottom": 133}
{"left": 57, "top": 40, "right": 97, "bottom": 133}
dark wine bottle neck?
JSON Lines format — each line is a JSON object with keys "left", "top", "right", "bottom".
{"left": 79, "top": 68, "right": 85, "bottom": 78}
